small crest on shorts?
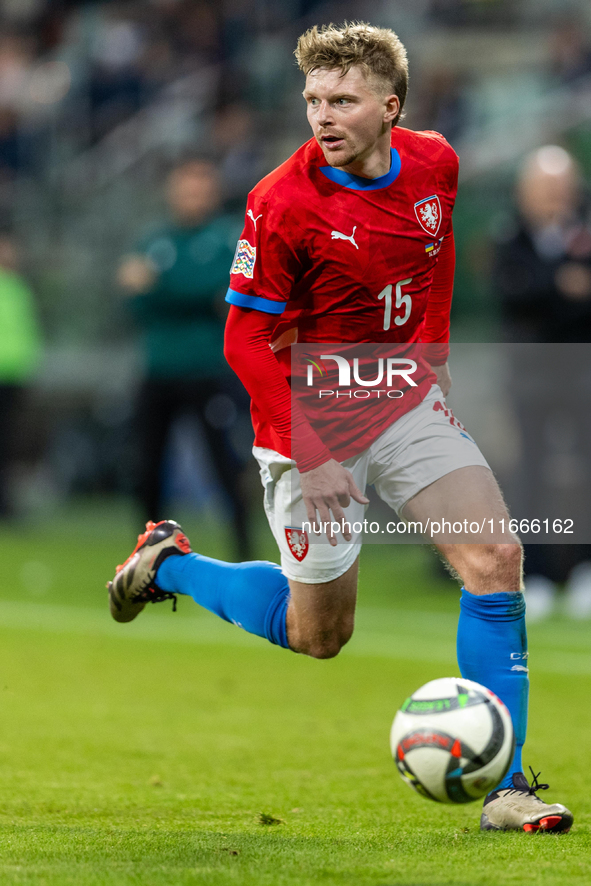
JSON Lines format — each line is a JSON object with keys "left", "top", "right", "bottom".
{"left": 231, "top": 239, "right": 256, "bottom": 278}
{"left": 414, "top": 195, "right": 442, "bottom": 236}
{"left": 285, "top": 527, "right": 309, "bottom": 561}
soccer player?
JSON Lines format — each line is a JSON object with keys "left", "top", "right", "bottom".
{"left": 108, "top": 23, "right": 572, "bottom": 833}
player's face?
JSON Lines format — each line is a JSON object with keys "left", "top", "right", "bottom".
{"left": 303, "top": 66, "right": 400, "bottom": 177}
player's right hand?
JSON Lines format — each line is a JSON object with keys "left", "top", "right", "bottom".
{"left": 300, "top": 459, "right": 369, "bottom": 546}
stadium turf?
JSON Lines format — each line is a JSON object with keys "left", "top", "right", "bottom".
{"left": 0, "top": 501, "right": 588, "bottom": 885}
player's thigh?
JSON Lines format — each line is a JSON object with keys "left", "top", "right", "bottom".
{"left": 368, "top": 386, "right": 512, "bottom": 544}
{"left": 369, "top": 385, "right": 491, "bottom": 523}
{"left": 367, "top": 389, "right": 521, "bottom": 589}
{"left": 286, "top": 557, "right": 359, "bottom": 653}
{"left": 403, "top": 466, "right": 522, "bottom": 593}
{"left": 402, "top": 465, "right": 512, "bottom": 537}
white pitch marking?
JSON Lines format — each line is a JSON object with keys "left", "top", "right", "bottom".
{"left": 0, "top": 601, "right": 588, "bottom": 674}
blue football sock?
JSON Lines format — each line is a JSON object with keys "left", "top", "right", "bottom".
{"left": 457, "top": 588, "right": 528, "bottom": 790}
{"left": 156, "top": 553, "right": 290, "bottom": 649}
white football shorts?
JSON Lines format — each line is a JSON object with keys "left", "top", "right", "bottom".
{"left": 254, "top": 385, "right": 490, "bottom": 584}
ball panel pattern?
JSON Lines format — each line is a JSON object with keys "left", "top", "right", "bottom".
{"left": 391, "top": 677, "right": 515, "bottom": 804}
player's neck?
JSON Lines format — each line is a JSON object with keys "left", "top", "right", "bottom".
{"left": 340, "top": 133, "right": 393, "bottom": 180}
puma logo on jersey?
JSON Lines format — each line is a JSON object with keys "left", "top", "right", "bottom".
{"left": 331, "top": 226, "right": 358, "bottom": 249}
{"left": 247, "top": 209, "right": 263, "bottom": 230}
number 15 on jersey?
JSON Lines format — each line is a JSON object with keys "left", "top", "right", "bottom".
{"left": 378, "top": 278, "right": 412, "bottom": 330}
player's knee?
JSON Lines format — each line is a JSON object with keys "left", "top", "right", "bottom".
{"left": 491, "top": 542, "right": 522, "bottom": 578}
{"left": 306, "top": 640, "right": 341, "bottom": 660}
{"left": 306, "top": 635, "right": 348, "bottom": 660}
{"left": 299, "top": 620, "right": 354, "bottom": 660}
{"left": 470, "top": 542, "right": 522, "bottom": 586}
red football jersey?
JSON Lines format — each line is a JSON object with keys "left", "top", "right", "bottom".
{"left": 226, "top": 126, "right": 459, "bottom": 461}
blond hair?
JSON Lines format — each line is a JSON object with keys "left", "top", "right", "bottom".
{"left": 295, "top": 22, "right": 408, "bottom": 125}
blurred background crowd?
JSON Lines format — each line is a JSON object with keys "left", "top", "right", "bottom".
{"left": 1, "top": 0, "right": 591, "bottom": 613}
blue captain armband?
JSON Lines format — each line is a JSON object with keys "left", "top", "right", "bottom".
{"left": 225, "top": 288, "right": 286, "bottom": 315}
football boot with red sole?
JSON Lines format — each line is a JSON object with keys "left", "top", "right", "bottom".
{"left": 107, "top": 520, "right": 191, "bottom": 623}
{"left": 480, "top": 769, "right": 573, "bottom": 833}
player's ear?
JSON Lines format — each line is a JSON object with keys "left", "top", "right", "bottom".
{"left": 384, "top": 94, "right": 400, "bottom": 124}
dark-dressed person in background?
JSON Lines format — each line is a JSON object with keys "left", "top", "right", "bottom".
{"left": 495, "top": 145, "right": 591, "bottom": 343}
{"left": 493, "top": 145, "right": 591, "bottom": 620}
{"left": 117, "top": 157, "right": 252, "bottom": 560}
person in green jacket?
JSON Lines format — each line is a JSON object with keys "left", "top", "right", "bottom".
{"left": 0, "top": 233, "right": 41, "bottom": 517}
{"left": 117, "top": 157, "right": 251, "bottom": 558}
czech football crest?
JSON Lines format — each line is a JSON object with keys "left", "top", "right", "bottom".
{"left": 285, "top": 527, "right": 309, "bottom": 561}
{"left": 414, "top": 195, "right": 442, "bottom": 236}
{"left": 231, "top": 239, "right": 256, "bottom": 278}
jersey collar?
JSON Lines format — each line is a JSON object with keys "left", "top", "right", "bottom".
{"left": 319, "top": 147, "right": 401, "bottom": 191}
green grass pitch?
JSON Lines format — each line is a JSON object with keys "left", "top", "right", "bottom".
{"left": 0, "top": 500, "right": 589, "bottom": 885}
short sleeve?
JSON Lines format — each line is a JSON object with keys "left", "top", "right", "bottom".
{"left": 225, "top": 193, "right": 303, "bottom": 315}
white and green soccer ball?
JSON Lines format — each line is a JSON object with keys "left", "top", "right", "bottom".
{"left": 390, "top": 677, "right": 515, "bottom": 804}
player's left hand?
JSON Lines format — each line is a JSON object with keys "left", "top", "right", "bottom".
{"left": 433, "top": 362, "right": 452, "bottom": 397}
{"left": 300, "top": 459, "right": 369, "bottom": 546}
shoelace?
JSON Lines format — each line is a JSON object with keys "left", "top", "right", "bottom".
{"left": 528, "top": 766, "right": 550, "bottom": 796}
{"left": 501, "top": 767, "right": 550, "bottom": 799}
{"left": 133, "top": 584, "right": 178, "bottom": 612}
